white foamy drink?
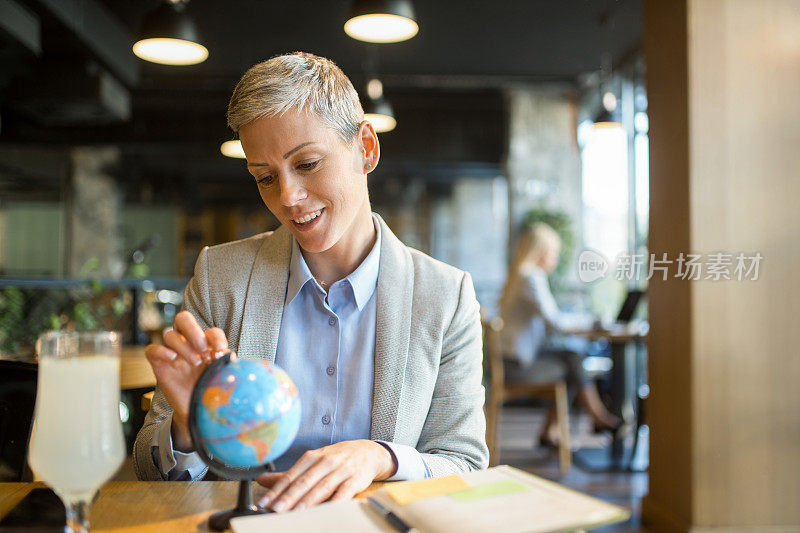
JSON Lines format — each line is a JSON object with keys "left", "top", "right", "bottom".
{"left": 28, "top": 355, "right": 125, "bottom": 503}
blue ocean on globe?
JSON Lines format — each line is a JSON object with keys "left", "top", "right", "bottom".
{"left": 192, "top": 358, "right": 301, "bottom": 470}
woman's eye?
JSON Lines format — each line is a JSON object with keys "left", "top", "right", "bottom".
{"left": 297, "top": 160, "right": 319, "bottom": 171}
{"left": 256, "top": 175, "right": 274, "bottom": 186}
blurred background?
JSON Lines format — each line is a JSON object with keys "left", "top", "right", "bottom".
{"left": 1, "top": 1, "right": 798, "bottom": 531}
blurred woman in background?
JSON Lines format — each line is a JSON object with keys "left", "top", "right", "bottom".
{"left": 500, "top": 222, "right": 621, "bottom": 446}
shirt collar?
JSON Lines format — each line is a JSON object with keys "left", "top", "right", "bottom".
{"left": 285, "top": 214, "right": 381, "bottom": 311}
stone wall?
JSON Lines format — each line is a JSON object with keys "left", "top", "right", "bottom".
{"left": 65, "top": 146, "right": 123, "bottom": 277}
{"left": 503, "top": 86, "right": 583, "bottom": 272}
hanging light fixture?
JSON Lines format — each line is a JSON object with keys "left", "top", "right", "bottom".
{"left": 133, "top": 0, "right": 208, "bottom": 66}
{"left": 592, "top": 51, "right": 622, "bottom": 130}
{"left": 363, "top": 78, "right": 396, "bottom": 132}
{"left": 593, "top": 90, "right": 622, "bottom": 130}
{"left": 220, "top": 139, "right": 246, "bottom": 159}
{"left": 344, "top": 0, "right": 418, "bottom": 43}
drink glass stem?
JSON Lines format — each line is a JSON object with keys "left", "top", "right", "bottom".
{"left": 65, "top": 500, "right": 90, "bottom": 533}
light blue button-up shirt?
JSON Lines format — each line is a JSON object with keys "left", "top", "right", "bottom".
{"left": 154, "top": 215, "right": 429, "bottom": 481}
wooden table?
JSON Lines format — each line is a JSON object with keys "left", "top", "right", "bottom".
{"left": 120, "top": 345, "right": 157, "bottom": 390}
{"left": 0, "top": 481, "right": 385, "bottom": 531}
{"left": 0, "top": 346, "right": 156, "bottom": 391}
{"left": 564, "top": 324, "right": 648, "bottom": 471}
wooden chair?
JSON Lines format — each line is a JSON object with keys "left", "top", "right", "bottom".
{"left": 141, "top": 390, "right": 154, "bottom": 411}
{"left": 482, "top": 317, "right": 572, "bottom": 475}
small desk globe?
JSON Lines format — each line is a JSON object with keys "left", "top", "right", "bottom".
{"left": 188, "top": 351, "right": 301, "bottom": 531}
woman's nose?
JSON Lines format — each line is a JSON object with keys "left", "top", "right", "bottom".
{"left": 279, "top": 175, "right": 307, "bottom": 206}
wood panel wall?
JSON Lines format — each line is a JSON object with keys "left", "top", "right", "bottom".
{"left": 642, "top": 0, "right": 694, "bottom": 529}
{"left": 644, "top": 0, "right": 800, "bottom": 530}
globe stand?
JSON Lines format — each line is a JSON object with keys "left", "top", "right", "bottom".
{"left": 188, "top": 352, "right": 300, "bottom": 532}
{"left": 207, "top": 462, "right": 275, "bottom": 532}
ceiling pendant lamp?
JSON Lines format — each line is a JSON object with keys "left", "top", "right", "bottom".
{"left": 344, "top": 0, "right": 418, "bottom": 43}
{"left": 220, "top": 140, "right": 246, "bottom": 159}
{"left": 593, "top": 91, "right": 622, "bottom": 130}
{"left": 592, "top": 51, "right": 621, "bottom": 130}
{"left": 363, "top": 79, "right": 396, "bottom": 133}
{"left": 133, "top": 0, "right": 208, "bottom": 66}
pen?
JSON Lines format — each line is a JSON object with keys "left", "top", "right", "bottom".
{"left": 366, "top": 496, "right": 419, "bottom": 533}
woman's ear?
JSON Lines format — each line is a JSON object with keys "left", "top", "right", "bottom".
{"left": 357, "top": 120, "right": 380, "bottom": 174}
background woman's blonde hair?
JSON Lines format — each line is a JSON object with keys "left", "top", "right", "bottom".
{"left": 499, "top": 222, "right": 562, "bottom": 314}
{"left": 227, "top": 52, "right": 364, "bottom": 143}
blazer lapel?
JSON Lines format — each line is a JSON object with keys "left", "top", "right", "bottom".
{"left": 237, "top": 225, "right": 292, "bottom": 363}
{"left": 370, "top": 215, "right": 414, "bottom": 441}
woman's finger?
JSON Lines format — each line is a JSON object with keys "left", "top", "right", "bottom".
{"left": 255, "top": 473, "right": 284, "bottom": 507}
{"left": 269, "top": 454, "right": 349, "bottom": 512}
{"left": 255, "top": 472, "right": 283, "bottom": 489}
{"left": 262, "top": 451, "right": 324, "bottom": 511}
{"left": 174, "top": 311, "right": 208, "bottom": 353}
{"left": 144, "top": 344, "right": 178, "bottom": 364}
{"left": 144, "top": 344, "right": 184, "bottom": 379}
{"left": 204, "top": 327, "right": 229, "bottom": 353}
{"left": 162, "top": 328, "right": 203, "bottom": 367}
{"left": 295, "top": 468, "right": 353, "bottom": 509}
{"left": 328, "top": 477, "right": 363, "bottom": 502}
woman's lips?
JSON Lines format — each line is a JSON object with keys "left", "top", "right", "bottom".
{"left": 291, "top": 207, "right": 324, "bottom": 232}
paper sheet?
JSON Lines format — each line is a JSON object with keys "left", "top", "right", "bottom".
{"left": 230, "top": 500, "right": 395, "bottom": 533}
{"left": 385, "top": 474, "right": 471, "bottom": 505}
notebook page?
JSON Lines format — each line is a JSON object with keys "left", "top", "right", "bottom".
{"left": 230, "top": 499, "right": 396, "bottom": 533}
{"left": 371, "top": 466, "right": 629, "bottom": 533}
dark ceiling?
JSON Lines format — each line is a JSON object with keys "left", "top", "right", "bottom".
{"left": 105, "top": 0, "right": 642, "bottom": 84}
{"left": 0, "top": 0, "right": 641, "bottom": 205}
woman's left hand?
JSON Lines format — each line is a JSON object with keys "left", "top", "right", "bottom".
{"left": 255, "top": 440, "right": 396, "bottom": 512}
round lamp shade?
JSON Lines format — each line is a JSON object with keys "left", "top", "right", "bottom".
{"left": 365, "top": 98, "right": 396, "bottom": 132}
{"left": 593, "top": 108, "right": 623, "bottom": 130}
{"left": 365, "top": 112, "right": 397, "bottom": 133}
{"left": 344, "top": 0, "right": 418, "bottom": 43}
{"left": 133, "top": 2, "right": 208, "bottom": 65}
{"left": 221, "top": 140, "right": 246, "bottom": 159}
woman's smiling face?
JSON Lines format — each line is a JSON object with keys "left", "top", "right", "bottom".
{"left": 239, "top": 108, "right": 377, "bottom": 255}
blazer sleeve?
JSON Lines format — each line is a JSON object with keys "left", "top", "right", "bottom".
{"left": 132, "top": 247, "right": 213, "bottom": 481}
{"left": 416, "top": 271, "right": 490, "bottom": 477}
{"left": 519, "top": 269, "right": 588, "bottom": 333}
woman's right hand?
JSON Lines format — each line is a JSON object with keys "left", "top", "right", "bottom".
{"left": 144, "top": 310, "right": 228, "bottom": 452}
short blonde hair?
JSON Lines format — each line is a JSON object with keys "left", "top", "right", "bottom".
{"left": 227, "top": 52, "right": 364, "bottom": 143}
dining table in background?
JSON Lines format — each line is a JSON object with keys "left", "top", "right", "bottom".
{"left": 564, "top": 322, "right": 649, "bottom": 472}
{"left": 120, "top": 345, "right": 157, "bottom": 390}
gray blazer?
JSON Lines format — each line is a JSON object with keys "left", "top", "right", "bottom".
{"left": 133, "top": 214, "right": 489, "bottom": 480}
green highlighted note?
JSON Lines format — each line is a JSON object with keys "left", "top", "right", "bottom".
{"left": 448, "top": 480, "right": 531, "bottom": 502}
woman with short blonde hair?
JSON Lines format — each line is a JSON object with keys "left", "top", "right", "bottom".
{"left": 134, "top": 52, "right": 488, "bottom": 514}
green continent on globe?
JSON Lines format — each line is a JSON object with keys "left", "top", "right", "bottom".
{"left": 238, "top": 420, "right": 280, "bottom": 463}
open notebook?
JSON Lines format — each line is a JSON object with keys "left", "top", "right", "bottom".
{"left": 231, "top": 465, "right": 630, "bottom": 533}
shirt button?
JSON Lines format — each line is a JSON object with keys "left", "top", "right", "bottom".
{"left": 321, "top": 415, "right": 330, "bottom": 425}
{"left": 328, "top": 316, "right": 336, "bottom": 326}
{"left": 326, "top": 365, "right": 335, "bottom": 376}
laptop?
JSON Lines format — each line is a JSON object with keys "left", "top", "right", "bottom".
{"left": 615, "top": 289, "right": 644, "bottom": 325}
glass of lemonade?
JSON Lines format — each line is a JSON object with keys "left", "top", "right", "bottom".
{"left": 28, "top": 331, "right": 125, "bottom": 533}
